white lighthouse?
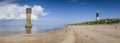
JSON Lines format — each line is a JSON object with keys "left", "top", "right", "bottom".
{"left": 96, "top": 10, "right": 100, "bottom": 20}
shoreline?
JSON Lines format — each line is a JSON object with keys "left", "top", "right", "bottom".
{"left": 0, "top": 25, "right": 120, "bottom": 43}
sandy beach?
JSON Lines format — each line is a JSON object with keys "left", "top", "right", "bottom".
{"left": 0, "top": 25, "right": 120, "bottom": 43}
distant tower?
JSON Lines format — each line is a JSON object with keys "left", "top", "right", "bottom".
{"left": 26, "top": 8, "right": 32, "bottom": 28}
{"left": 96, "top": 10, "right": 100, "bottom": 20}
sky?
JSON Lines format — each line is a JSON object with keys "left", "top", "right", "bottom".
{"left": 0, "top": 0, "right": 120, "bottom": 26}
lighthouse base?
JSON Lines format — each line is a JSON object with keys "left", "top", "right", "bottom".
{"left": 25, "top": 26, "right": 32, "bottom": 34}
{"left": 25, "top": 26, "right": 32, "bottom": 28}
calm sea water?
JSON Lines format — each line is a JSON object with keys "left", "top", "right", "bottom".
{"left": 0, "top": 25, "right": 65, "bottom": 37}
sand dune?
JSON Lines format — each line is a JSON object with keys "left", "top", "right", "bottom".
{"left": 0, "top": 25, "right": 120, "bottom": 43}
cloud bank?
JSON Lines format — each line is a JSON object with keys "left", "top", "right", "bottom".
{"left": 0, "top": 1, "right": 47, "bottom": 20}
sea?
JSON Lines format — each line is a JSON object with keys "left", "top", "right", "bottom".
{"left": 0, "top": 20, "right": 65, "bottom": 37}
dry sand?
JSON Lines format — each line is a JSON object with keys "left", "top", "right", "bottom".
{"left": 0, "top": 25, "right": 120, "bottom": 43}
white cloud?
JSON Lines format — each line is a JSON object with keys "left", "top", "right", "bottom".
{"left": 0, "top": 0, "right": 16, "bottom": 5}
{"left": 0, "top": 1, "right": 47, "bottom": 20}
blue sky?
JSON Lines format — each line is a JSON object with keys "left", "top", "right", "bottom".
{"left": 0, "top": 0, "right": 120, "bottom": 25}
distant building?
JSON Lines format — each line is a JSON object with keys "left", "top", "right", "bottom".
{"left": 26, "top": 8, "right": 32, "bottom": 28}
{"left": 96, "top": 10, "right": 100, "bottom": 20}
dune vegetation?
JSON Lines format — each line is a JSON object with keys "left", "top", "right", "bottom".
{"left": 67, "top": 18, "right": 120, "bottom": 25}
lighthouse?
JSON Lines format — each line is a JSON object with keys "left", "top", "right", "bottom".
{"left": 25, "top": 8, "right": 32, "bottom": 34}
{"left": 26, "top": 8, "right": 32, "bottom": 28}
{"left": 96, "top": 10, "right": 100, "bottom": 20}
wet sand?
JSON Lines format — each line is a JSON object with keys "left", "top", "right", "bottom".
{"left": 0, "top": 25, "right": 120, "bottom": 43}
